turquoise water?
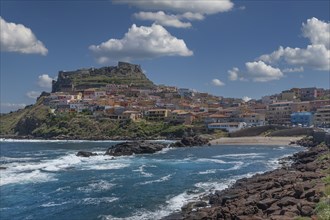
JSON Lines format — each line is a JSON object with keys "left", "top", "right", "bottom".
{"left": 0, "top": 140, "right": 303, "bottom": 220}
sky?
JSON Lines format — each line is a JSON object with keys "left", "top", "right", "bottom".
{"left": 0, "top": 0, "right": 329, "bottom": 113}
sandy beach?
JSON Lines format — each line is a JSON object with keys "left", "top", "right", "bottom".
{"left": 210, "top": 136, "right": 303, "bottom": 146}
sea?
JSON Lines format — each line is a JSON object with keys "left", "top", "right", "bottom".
{"left": 0, "top": 139, "right": 304, "bottom": 220}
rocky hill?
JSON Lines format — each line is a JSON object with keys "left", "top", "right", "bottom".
{"left": 52, "top": 62, "right": 155, "bottom": 92}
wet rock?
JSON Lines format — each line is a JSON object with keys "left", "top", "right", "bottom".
{"left": 105, "top": 141, "right": 166, "bottom": 156}
{"left": 76, "top": 151, "right": 97, "bottom": 157}
{"left": 170, "top": 135, "right": 209, "bottom": 148}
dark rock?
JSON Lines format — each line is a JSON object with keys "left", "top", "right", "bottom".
{"left": 170, "top": 135, "right": 209, "bottom": 148}
{"left": 257, "top": 198, "right": 277, "bottom": 210}
{"left": 105, "top": 141, "right": 166, "bottom": 156}
{"left": 300, "top": 205, "right": 314, "bottom": 216}
{"left": 0, "top": 166, "right": 7, "bottom": 170}
{"left": 76, "top": 151, "right": 97, "bottom": 157}
{"left": 277, "top": 197, "right": 297, "bottom": 207}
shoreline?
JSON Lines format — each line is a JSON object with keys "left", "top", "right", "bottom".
{"left": 164, "top": 142, "right": 329, "bottom": 220}
{"left": 210, "top": 136, "right": 303, "bottom": 146}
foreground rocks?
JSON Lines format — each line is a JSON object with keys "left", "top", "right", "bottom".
{"left": 105, "top": 141, "right": 167, "bottom": 156}
{"left": 170, "top": 136, "right": 209, "bottom": 147}
{"left": 165, "top": 143, "right": 329, "bottom": 220}
{"left": 76, "top": 151, "right": 98, "bottom": 157}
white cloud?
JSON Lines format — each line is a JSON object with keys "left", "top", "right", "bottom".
{"left": 245, "top": 61, "right": 283, "bottom": 82}
{"left": 26, "top": 91, "right": 41, "bottom": 99}
{"left": 0, "top": 17, "right": 48, "bottom": 55}
{"left": 229, "top": 17, "right": 329, "bottom": 83}
{"left": 181, "top": 12, "right": 205, "bottom": 21}
{"left": 114, "top": 0, "right": 234, "bottom": 14}
{"left": 302, "top": 17, "right": 330, "bottom": 49}
{"left": 228, "top": 67, "right": 245, "bottom": 81}
{"left": 211, "top": 79, "right": 225, "bottom": 87}
{"left": 259, "top": 18, "right": 330, "bottom": 71}
{"left": 134, "top": 11, "right": 191, "bottom": 28}
{"left": 242, "top": 96, "right": 252, "bottom": 102}
{"left": 260, "top": 44, "right": 330, "bottom": 71}
{"left": 89, "top": 24, "right": 193, "bottom": 63}
{"left": 37, "top": 74, "right": 54, "bottom": 89}
{"left": 282, "top": 66, "right": 304, "bottom": 73}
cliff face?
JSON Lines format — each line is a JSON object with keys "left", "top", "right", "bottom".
{"left": 52, "top": 62, "right": 155, "bottom": 92}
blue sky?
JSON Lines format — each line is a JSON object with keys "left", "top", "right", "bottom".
{"left": 1, "top": 0, "right": 329, "bottom": 113}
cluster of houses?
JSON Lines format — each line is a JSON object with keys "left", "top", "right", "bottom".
{"left": 43, "top": 85, "right": 330, "bottom": 133}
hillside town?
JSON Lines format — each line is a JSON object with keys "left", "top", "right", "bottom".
{"left": 42, "top": 76, "right": 330, "bottom": 133}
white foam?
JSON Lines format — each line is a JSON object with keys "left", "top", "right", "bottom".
{"left": 0, "top": 156, "right": 36, "bottom": 162}
{"left": 77, "top": 180, "right": 116, "bottom": 193}
{"left": 133, "top": 165, "right": 153, "bottom": 177}
{"left": 196, "top": 158, "right": 226, "bottom": 164}
{"left": 138, "top": 174, "right": 173, "bottom": 185}
{"left": 81, "top": 197, "right": 118, "bottom": 205}
{"left": 0, "top": 153, "right": 131, "bottom": 186}
{"left": 40, "top": 201, "right": 70, "bottom": 207}
{"left": 213, "top": 153, "right": 265, "bottom": 159}
{"left": 0, "top": 138, "right": 122, "bottom": 143}
{"left": 0, "top": 170, "right": 57, "bottom": 186}
{"left": 198, "top": 169, "right": 217, "bottom": 175}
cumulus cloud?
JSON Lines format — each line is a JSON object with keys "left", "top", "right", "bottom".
{"left": 228, "top": 17, "right": 329, "bottom": 82}
{"left": 116, "top": 0, "right": 232, "bottom": 28}
{"left": 0, "top": 17, "right": 48, "bottom": 55}
{"left": 114, "top": 0, "right": 234, "bottom": 14}
{"left": 26, "top": 91, "right": 41, "bottom": 99}
{"left": 259, "top": 17, "right": 330, "bottom": 71}
{"left": 302, "top": 17, "right": 330, "bottom": 49}
{"left": 211, "top": 79, "right": 225, "bottom": 87}
{"left": 242, "top": 96, "right": 252, "bottom": 102}
{"left": 89, "top": 24, "right": 193, "bottom": 63}
{"left": 38, "top": 74, "right": 54, "bottom": 89}
{"left": 245, "top": 61, "right": 283, "bottom": 82}
{"left": 228, "top": 67, "right": 245, "bottom": 81}
{"left": 134, "top": 11, "right": 192, "bottom": 28}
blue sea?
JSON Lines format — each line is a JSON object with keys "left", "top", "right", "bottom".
{"left": 0, "top": 140, "right": 304, "bottom": 220}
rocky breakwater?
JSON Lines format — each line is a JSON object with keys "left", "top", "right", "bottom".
{"left": 172, "top": 143, "right": 329, "bottom": 220}
{"left": 104, "top": 141, "right": 167, "bottom": 156}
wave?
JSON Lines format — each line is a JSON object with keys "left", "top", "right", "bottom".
{"left": 196, "top": 158, "right": 226, "bottom": 164}
{"left": 198, "top": 169, "right": 217, "bottom": 175}
{"left": 0, "top": 138, "right": 122, "bottom": 143}
{"left": 77, "top": 180, "right": 116, "bottom": 193}
{"left": 0, "top": 170, "right": 57, "bottom": 186}
{"left": 213, "top": 153, "right": 265, "bottom": 159}
{"left": 0, "top": 153, "right": 131, "bottom": 186}
{"left": 40, "top": 201, "right": 70, "bottom": 207}
{"left": 138, "top": 174, "right": 173, "bottom": 185}
{"left": 80, "top": 197, "right": 118, "bottom": 205}
{"left": 133, "top": 165, "right": 154, "bottom": 177}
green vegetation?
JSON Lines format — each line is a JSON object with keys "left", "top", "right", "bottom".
{"left": 294, "top": 217, "right": 311, "bottom": 220}
{"left": 0, "top": 101, "right": 203, "bottom": 139}
{"left": 315, "top": 199, "right": 330, "bottom": 220}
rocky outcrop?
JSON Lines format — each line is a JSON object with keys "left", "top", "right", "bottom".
{"left": 170, "top": 136, "right": 209, "bottom": 147}
{"left": 164, "top": 143, "right": 329, "bottom": 220}
{"left": 76, "top": 151, "right": 98, "bottom": 157}
{"left": 105, "top": 141, "right": 167, "bottom": 156}
{"left": 52, "top": 61, "right": 155, "bottom": 92}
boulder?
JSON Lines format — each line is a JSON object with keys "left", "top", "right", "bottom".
{"left": 105, "top": 141, "right": 166, "bottom": 156}
{"left": 170, "top": 136, "right": 209, "bottom": 148}
{"left": 76, "top": 151, "right": 98, "bottom": 157}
